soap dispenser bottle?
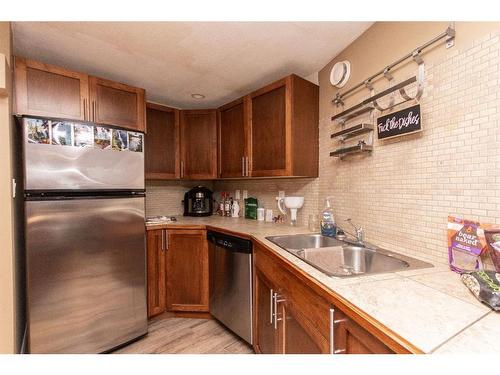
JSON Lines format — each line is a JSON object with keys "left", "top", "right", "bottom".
{"left": 320, "top": 197, "right": 337, "bottom": 237}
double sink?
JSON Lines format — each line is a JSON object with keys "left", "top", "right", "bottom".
{"left": 266, "top": 233, "right": 433, "bottom": 278}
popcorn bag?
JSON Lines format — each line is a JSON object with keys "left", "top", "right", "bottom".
{"left": 447, "top": 216, "right": 486, "bottom": 273}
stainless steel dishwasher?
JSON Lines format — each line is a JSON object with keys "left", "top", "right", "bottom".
{"left": 208, "top": 231, "right": 253, "bottom": 344}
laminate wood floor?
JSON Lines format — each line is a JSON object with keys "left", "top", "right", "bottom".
{"left": 114, "top": 314, "right": 254, "bottom": 354}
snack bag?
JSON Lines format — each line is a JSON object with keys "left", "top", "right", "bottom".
{"left": 447, "top": 216, "right": 486, "bottom": 273}
{"left": 461, "top": 270, "right": 500, "bottom": 311}
{"left": 484, "top": 230, "right": 500, "bottom": 273}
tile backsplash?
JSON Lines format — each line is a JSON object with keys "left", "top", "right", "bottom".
{"left": 213, "top": 178, "right": 319, "bottom": 226}
{"left": 145, "top": 180, "right": 214, "bottom": 216}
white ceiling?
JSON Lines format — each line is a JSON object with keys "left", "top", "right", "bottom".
{"left": 12, "top": 22, "right": 373, "bottom": 109}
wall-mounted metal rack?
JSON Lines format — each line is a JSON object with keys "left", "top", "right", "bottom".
{"left": 332, "top": 26, "right": 455, "bottom": 107}
{"left": 330, "top": 141, "right": 373, "bottom": 158}
{"left": 331, "top": 123, "right": 373, "bottom": 141}
{"left": 329, "top": 26, "right": 455, "bottom": 161}
{"left": 331, "top": 76, "right": 417, "bottom": 122}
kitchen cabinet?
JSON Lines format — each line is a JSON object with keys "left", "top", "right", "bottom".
{"left": 248, "top": 74, "right": 319, "bottom": 177}
{"left": 281, "top": 299, "right": 330, "bottom": 354}
{"left": 145, "top": 103, "right": 180, "bottom": 179}
{"left": 14, "top": 56, "right": 146, "bottom": 131}
{"left": 146, "top": 229, "right": 167, "bottom": 318}
{"left": 180, "top": 109, "right": 217, "bottom": 180}
{"left": 14, "top": 56, "right": 89, "bottom": 121}
{"left": 335, "top": 313, "right": 393, "bottom": 354}
{"left": 253, "top": 242, "right": 394, "bottom": 354}
{"left": 165, "top": 229, "right": 209, "bottom": 312}
{"left": 217, "top": 98, "right": 249, "bottom": 178}
{"left": 89, "top": 76, "right": 145, "bottom": 131}
{"left": 254, "top": 271, "right": 280, "bottom": 354}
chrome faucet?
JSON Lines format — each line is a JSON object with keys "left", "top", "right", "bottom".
{"left": 345, "top": 219, "right": 364, "bottom": 245}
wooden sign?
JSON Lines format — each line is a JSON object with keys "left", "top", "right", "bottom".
{"left": 376, "top": 104, "right": 422, "bottom": 140}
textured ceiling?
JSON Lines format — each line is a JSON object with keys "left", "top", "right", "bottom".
{"left": 12, "top": 22, "right": 373, "bottom": 109}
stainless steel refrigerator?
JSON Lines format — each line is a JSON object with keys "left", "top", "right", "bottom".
{"left": 22, "top": 116, "right": 148, "bottom": 353}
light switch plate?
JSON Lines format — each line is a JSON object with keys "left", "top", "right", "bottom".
{"left": 242, "top": 190, "right": 248, "bottom": 199}
{"left": 235, "top": 190, "right": 240, "bottom": 200}
{"left": 278, "top": 191, "right": 285, "bottom": 198}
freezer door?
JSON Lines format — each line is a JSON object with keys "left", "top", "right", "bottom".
{"left": 23, "top": 118, "right": 144, "bottom": 190}
{"left": 26, "top": 197, "right": 147, "bottom": 353}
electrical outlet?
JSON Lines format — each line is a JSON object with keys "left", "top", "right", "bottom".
{"left": 235, "top": 190, "right": 241, "bottom": 200}
{"left": 278, "top": 190, "right": 285, "bottom": 198}
{"left": 242, "top": 190, "right": 248, "bottom": 199}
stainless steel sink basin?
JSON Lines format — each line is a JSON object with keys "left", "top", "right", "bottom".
{"left": 266, "top": 234, "right": 433, "bottom": 278}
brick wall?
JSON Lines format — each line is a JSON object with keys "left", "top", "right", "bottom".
{"left": 318, "top": 29, "right": 500, "bottom": 265}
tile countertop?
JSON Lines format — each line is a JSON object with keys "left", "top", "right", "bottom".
{"left": 146, "top": 216, "right": 499, "bottom": 354}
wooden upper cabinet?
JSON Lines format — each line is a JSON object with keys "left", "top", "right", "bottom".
{"left": 146, "top": 229, "right": 167, "bottom": 318}
{"left": 14, "top": 56, "right": 89, "bottom": 120}
{"left": 89, "top": 76, "right": 146, "bottom": 131}
{"left": 248, "top": 74, "right": 319, "bottom": 178}
{"left": 145, "top": 103, "right": 180, "bottom": 179}
{"left": 14, "top": 57, "right": 146, "bottom": 132}
{"left": 250, "top": 80, "right": 288, "bottom": 176}
{"left": 165, "top": 229, "right": 209, "bottom": 312}
{"left": 218, "top": 98, "right": 248, "bottom": 178}
{"left": 180, "top": 109, "right": 217, "bottom": 180}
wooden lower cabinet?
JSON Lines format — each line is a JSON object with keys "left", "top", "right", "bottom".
{"left": 254, "top": 269, "right": 328, "bottom": 354}
{"left": 146, "top": 228, "right": 209, "bottom": 318}
{"left": 253, "top": 242, "right": 395, "bottom": 354}
{"left": 281, "top": 301, "right": 330, "bottom": 354}
{"left": 166, "top": 229, "right": 209, "bottom": 312}
{"left": 336, "top": 314, "right": 393, "bottom": 354}
{"left": 254, "top": 271, "right": 280, "bottom": 354}
{"left": 146, "top": 229, "right": 166, "bottom": 318}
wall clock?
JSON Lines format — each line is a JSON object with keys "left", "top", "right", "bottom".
{"left": 330, "top": 60, "right": 351, "bottom": 88}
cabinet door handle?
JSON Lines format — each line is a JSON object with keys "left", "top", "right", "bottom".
{"left": 180, "top": 161, "right": 184, "bottom": 179}
{"left": 245, "top": 156, "right": 249, "bottom": 177}
{"left": 269, "top": 288, "right": 274, "bottom": 324}
{"left": 164, "top": 230, "right": 168, "bottom": 250}
{"left": 330, "top": 307, "right": 347, "bottom": 354}
{"left": 161, "top": 230, "right": 165, "bottom": 251}
{"left": 83, "top": 98, "right": 87, "bottom": 121}
{"left": 273, "top": 292, "right": 285, "bottom": 330}
{"left": 242, "top": 157, "right": 245, "bottom": 177}
{"left": 92, "top": 101, "right": 96, "bottom": 122}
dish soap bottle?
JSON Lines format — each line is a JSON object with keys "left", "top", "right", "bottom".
{"left": 320, "top": 197, "right": 337, "bottom": 237}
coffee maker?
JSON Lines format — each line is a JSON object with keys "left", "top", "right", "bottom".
{"left": 183, "top": 186, "right": 214, "bottom": 217}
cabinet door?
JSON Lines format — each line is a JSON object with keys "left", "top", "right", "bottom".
{"left": 145, "top": 103, "right": 180, "bottom": 179}
{"left": 166, "top": 229, "right": 209, "bottom": 312}
{"left": 14, "top": 57, "right": 89, "bottom": 120}
{"left": 336, "top": 315, "right": 393, "bottom": 354}
{"left": 254, "top": 271, "right": 280, "bottom": 354}
{"left": 180, "top": 110, "right": 217, "bottom": 180}
{"left": 218, "top": 99, "right": 248, "bottom": 178}
{"left": 146, "top": 229, "right": 166, "bottom": 318}
{"left": 89, "top": 76, "right": 145, "bottom": 131}
{"left": 249, "top": 78, "right": 289, "bottom": 177}
{"left": 282, "top": 301, "right": 330, "bottom": 354}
